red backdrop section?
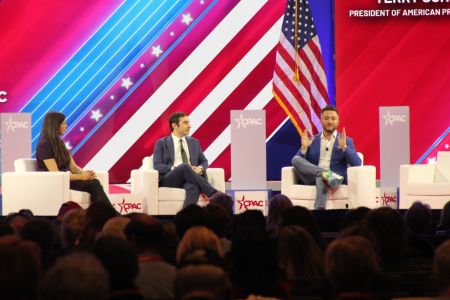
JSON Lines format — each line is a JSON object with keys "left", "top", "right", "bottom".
{"left": 335, "top": 0, "right": 450, "bottom": 178}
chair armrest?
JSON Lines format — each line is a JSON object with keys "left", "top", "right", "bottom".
{"left": 206, "top": 168, "right": 225, "bottom": 192}
{"left": 2, "top": 172, "right": 71, "bottom": 215}
{"left": 94, "top": 170, "right": 109, "bottom": 194}
{"left": 142, "top": 156, "right": 153, "bottom": 170}
{"left": 130, "top": 169, "right": 159, "bottom": 215}
{"left": 347, "top": 166, "right": 377, "bottom": 208}
{"left": 281, "top": 167, "right": 297, "bottom": 195}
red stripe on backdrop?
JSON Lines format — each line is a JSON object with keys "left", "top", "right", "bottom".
{"left": 193, "top": 48, "right": 278, "bottom": 147}
{"left": 72, "top": 0, "right": 240, "bottom": 166}
{"left": 0, "top": 0, "right": 122, "bottom": 112}
{"left": 104, "top": 1, "right": 284, "bottom": 182}
{"left": 209, "top": 97, "right": 292, "bottom": 179}
{"left": 335, "top": 0, "right": 450, "bottom": 176}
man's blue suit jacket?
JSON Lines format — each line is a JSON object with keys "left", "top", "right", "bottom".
{"left": 153, "top": 135, "right": 209, "bottom": 180}
{"left": 294, "top": 132, "right": 362, "bottom": 184}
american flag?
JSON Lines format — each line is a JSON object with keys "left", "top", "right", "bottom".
{"left": 2, "top": 0, "right": 332, "bottom": 183}
{"left": 273, "top": 0, "right": 329, "bottom": 135}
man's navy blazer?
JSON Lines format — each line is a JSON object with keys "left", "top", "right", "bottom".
{"left": 153, "top": 135, "right": 209, "bottom": 179}
{"left": 294, "top": 132, "right": 362, "bottom": 183}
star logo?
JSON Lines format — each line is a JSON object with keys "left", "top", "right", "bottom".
{"left": 151, "top": 45, "right": 163, "bottom": 57}
{"left": 181, "top": 13, "right": 193, "bottom": 25}
{"left": 80, "top": 127, "right": 85, "bottom": 132}
{"left": 91, "top": 109, "right": 103, "bottom": 122}
{"left": 121, "top": 77, "right": 133, "bottom": 90}
{"left": 4, "top": 117, "right": 15, "bottom": 132}
{"left": 110, "top": 95, "right": 115, "bottom": 100}
{"left": 427, "top": 157, "right": 436, "bottom": 164}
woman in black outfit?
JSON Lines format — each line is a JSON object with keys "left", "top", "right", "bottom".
{"left": 36, "top": 111, "right": 110, "bottom": 204}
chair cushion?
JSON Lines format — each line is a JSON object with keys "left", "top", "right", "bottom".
{"left": 69, "top": 190, "right": 91, "bottom": 205}
{"left": 158, "top": 187, "right": 186, "bottom": 202}
{"left": 287, "top": 184, "right": 348, "bottom": 200}
{"left": 406, "top": 182, "right": 450, "bottom": 196}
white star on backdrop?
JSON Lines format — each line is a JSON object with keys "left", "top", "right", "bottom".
{"left": 140, "top": 63, "right": 145, "bottom": 68}
{"left": 80, "top": 127, "right": 85, "bottom": 132}
{"left": 65, "top": 141, "right": 72, "bottom": 150}
{"left": 170, "top": 31, "right": 175, "bottom": 36}
{"left": 181, "top": 13, "right": 193, "bottom": 25}
{"left": 427, "top": 157, "right": 436, "bottom": 164}
{"left": 446, "top": 144, "right": 449, "bottom": 149}
{"left": 121, "top": 77, "right": 133, "bottom": 90}
{"left": 200, "top": 0, "right": 205, "bottom": 4}
{"left": 110, "top": 95, "right": 115, "bottom": 100}
{"left": 151, "top": 45, "right": 163, "bottom": 57}
{"left": 91, "top": 109, "right": 103, "bottom": 122}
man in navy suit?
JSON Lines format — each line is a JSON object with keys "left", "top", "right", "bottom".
{"left": 153, "top": 112, "right": 219, "bottom": 207}
{"left": 292, "top": 105, "right": 362, "bottom": 209}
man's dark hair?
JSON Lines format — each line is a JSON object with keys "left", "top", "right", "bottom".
{"left": 169, "top": 112, "right": 187, "bottom": 132}
{"left": 321, "top": 105, "right": 339, "bottom": 115}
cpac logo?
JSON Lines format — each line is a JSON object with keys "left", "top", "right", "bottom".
{"left": 380, "top": 192, "right": 397, "bottom": 206}
{"left": 0, "top": 90, "right": 7, "bottom": 103}
{"left": 383, "top": 110, "right": 406, "bottom": 126}
{"left": 114, "top": 198, "right": 142, "bottom": 214}
{"left": 235, "top": 113, "right": 263, "bottom": 129}
{"left": 5, "top": 117, "right": 29, "bottom": 132}
{"left": 236, "top": 195, "right": 265, "bottom": 210}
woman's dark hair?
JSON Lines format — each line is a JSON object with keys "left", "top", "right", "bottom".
{"left": 40, "top": 112, "right": 70, "bottom": 168}
{"left": 438, "top": 201, "right": 450, "bottom": 230}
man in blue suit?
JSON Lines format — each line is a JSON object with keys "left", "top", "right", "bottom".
{"left": 292, "top": 105, "right": 362, "bottom": 209}
{"left": 153, "top": 112, "right": 219, "bottom": 207}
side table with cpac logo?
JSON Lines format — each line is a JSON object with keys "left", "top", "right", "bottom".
{"left": 229, "top": 190, "right": 272, "bottom": 216}
{"left": 109, "top": 193, "right": 144, "bottom": 215}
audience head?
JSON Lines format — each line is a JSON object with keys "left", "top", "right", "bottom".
{"left": 278, "top": 225, "right": 324, "bottom": 279}
{"left": 434, "top": 240, "right": 450, "bottom": 295}
{"left": 208, "top": 192, "right": 234, "bottom": 216}
{"left": 404, "top": 201, "right": 432, "bottom": 234}
{"left": 229, "top": 226, "right": 281, "bottom": 298}
{"left": 20, "top": 218, "right": 54, "bottom": 268}
{"left": 204, "top": 203, "right": 231, "bottom": 239}
{"left": 0, "top": 221, "right": 14, "bottom": 237}
{"left": 176, "top": 226, "right": 222, "bottom": 263}
{"left": 0, "top": 235, "right": 41, "bottom": 300}
{"left": 4, "top": 210, "right": 32, "bottom": 234}
{"left": 93, "top": 236, "right": 139, "bottom": 291}
{"left": 438, "top": 201, "right": 450, "bottom": 231}
{"left": 267, "top": 194, "right": 293, "bottom": 235}
{"left": 60, "top": 207, "right": 86, "bottom": 249}
{"left": 98, "top": 216, "right": 130, "bottom": 240}
{"left": 281, "top": 206, "right": 324, "bottom": 249}
{"left": 40, "top": 252, "right": 108, "bottom": 300}
{"left": 364, "top": 207, "right": 407, "bottom": 262}
{"left": 341, "top": 206, "right": 371, "bottom": 229}
{"left": 175, "top": 265, "right": 231, "bottom": 300}
{"left": 232, "top": 210, "right": 266, "bottom": 236}
{"left": 176, "top": 205, "right": 206, "bottom": 238}
{"left": 57, "top": 201, "right": 82, "bottom": 222}
{"left": 325, "top": 236, "right": 380, "bottom": 294}
{"left": 124, "top": 216, "right": 164, "bottom": 253}
{"left": 178, "top": 248, "right": 226, "bottom": 270}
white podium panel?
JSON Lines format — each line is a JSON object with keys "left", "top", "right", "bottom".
{"left": 230, "top": 110, "right": 266, "bottom": 190}
{"left": 1, "top": 113, "right": 31, "bottom": 178}
{"left": 379, "top": 106, "right": 410, "bottom": 187}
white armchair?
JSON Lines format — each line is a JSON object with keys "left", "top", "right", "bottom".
{"left": 281, "top": 153, "right": 377, "bottom": 209}
{"left": 2, "top": 158, "right": 109, "bottom": 215}
{"left": 400, "top": 151, "right": 450, "bottom": 209}
{"left": 130, "top": 157, "right": 225, "bottom": 215}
